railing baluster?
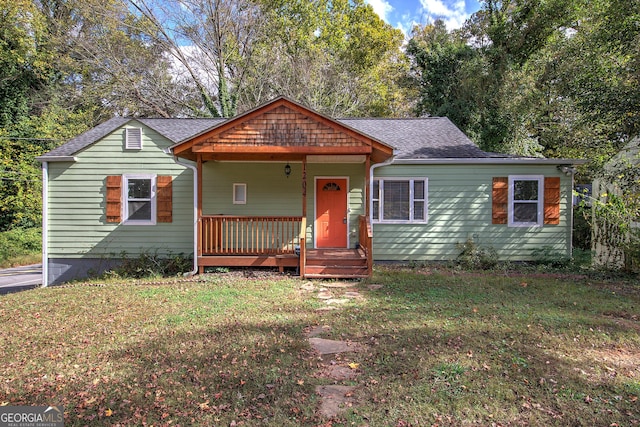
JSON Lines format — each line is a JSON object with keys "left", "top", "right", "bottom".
{"left": 200, "top": 216, "right": 303, "bottom": 255}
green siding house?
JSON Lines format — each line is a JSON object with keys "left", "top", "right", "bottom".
{"left": 37, "top": 97, "right": 583, "bottom": 285}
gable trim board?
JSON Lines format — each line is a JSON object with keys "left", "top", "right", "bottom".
{"left": 38, "top": 97, "right": 584, "bottom": 285}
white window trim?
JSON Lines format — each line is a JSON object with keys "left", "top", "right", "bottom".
{"left": 123, "top": 174, "right": 156, "bottom": 225}
{"left": 508, "top": 175, "right": 543, "bottom": 227}
{"left": 125, "top": 127, "right": 143, "bottom": 150}
{"left": 233, "top": 183, "right": 247, "bottom": 205}
{"left": 372, "top": 177, "right": 428, "bottom": 224}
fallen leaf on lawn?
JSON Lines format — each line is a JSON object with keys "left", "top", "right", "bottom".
{"left": 297, "top": 379, "right": 304, "bottom": 385}
{"left": 199, "top": 400, "right": 210, "bottom": 410}
{"left": 105, "top": 409, "right": 113, "bottom": 417}
{"left": 348, "top": 362, "right": 359, "bottom": 370}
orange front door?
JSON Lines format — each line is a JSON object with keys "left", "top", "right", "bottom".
{"left": 316, "top": 178, "right": 348, "bottom": 248}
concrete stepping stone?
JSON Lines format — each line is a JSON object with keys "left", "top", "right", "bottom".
{"left": 323, "top": 281, "right": 359, "bottom": 289}
{"left": 367, "top": 284, "right": 383, "bottom": 290}
{"left": 300, "top": 282, "right": 316, "bottom": 292}
{"left": 343, "top": 291, "right": 362, "bottom": 299}
{"left": 309, "top": 338, "right": 363, "bottom": 355}
{"left": 305, "top": 325, "right": 331, "bottom": 338}
{"left": 316, "top": 290, "right": 333, "bottom": 299}
{"left": 319, "top": 364, "right": 359, "bottom": 381}
{"left": 325, "top": 298, "right": 350, "bottom": 305}
{"left": 316, "top": 385, "right": 357, "bottom": 418}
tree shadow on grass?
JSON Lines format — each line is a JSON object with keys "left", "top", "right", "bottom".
{"left": 334, "top": 271, "right": 640, "bottom": 425}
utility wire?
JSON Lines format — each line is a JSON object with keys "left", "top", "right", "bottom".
{"left": 0, "top": 176, "right": 41, "bottom": 182}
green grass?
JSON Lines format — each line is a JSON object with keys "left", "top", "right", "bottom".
{"left": 0, "top": 267, "right": 639, "bottom": 426}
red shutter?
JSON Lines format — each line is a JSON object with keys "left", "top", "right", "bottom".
{"left": 544, "top": 177, "right": 561, "bottom": 225}
{"left": 157, "top": 175, "right": 173, "bottom": 223}
{"left": 492, "top": 177, "right": 508, "bottom": 224}
{"left": 106, "top": 175, "right": 122, "bottom": 223}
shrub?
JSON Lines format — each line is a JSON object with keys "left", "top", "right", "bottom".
{"left": 531, "top": 246, "right": 572, "bottom": 268}
{"left": 455, "top": 239, "right": 498, "bottom": 270}
{"left": 107, "top": 250, "right": 193, "bottom": 279}
{"left": 573, "top": 205, "right": 592, "bottom": 250}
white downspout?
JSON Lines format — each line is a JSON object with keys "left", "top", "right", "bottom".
{"left": 173, "top": 156, "right": 199, "bottom": 276}
{"left": 569, "top": 170, "right": 576, "bottom": 260}
{"left": 41, "top": 162, "right": 48, "bottom": 287}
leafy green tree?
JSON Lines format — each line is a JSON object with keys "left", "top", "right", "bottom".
{"left": 243, "top": 0, "right": 409, "bottom": 117}
{"left": 407, "top": 21, "right": 477, "bottom": 126}
{"left": 0, "top": 0, "right": 50, "bottom": 128}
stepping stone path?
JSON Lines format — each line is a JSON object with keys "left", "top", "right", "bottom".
{"left": 307, "top": 333, "right": 363, "bottom": 419}
{"left": 300, "top": 280, "right": 381, "bottom": 419}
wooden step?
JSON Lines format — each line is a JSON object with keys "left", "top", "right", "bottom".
{"left": 306, "top": 258, "right": 367, "bottom": 267}
{"left": 303, "top": 248, "right": 369, "bottom": 278}
{"left": 304, "top": 264, "right": 368, "bottom": 278}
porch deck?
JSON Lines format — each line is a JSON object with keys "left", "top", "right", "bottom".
{"left": 197, "top": 215, "right": 373, "bottom": 278}
{"left": 197, "top": 249, "right": 368, "bottom": 278}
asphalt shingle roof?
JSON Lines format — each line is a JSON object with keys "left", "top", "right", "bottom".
{"left": 140, "top": 118, "right": 226, "bottom": 143}
{"left": 41, "top": 117, "right": 129, "bottom": 158}
{"left": 38, "top": 117, "right": 225, "bottom": 159}
{"left": 338, "top": 117, "right": 493, "bottom": 159}
{"left": 39, "top": 115, "right": 495, "bottom": 160}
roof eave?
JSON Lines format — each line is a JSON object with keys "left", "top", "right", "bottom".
{"left": 391, "top": 157, "right": 587, "bottom": 165}
{"left": 35, "top": 156, "right": 78, "bottom": 163}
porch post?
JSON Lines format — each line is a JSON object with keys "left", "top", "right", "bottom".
{"left": 300, "top": 157, "right": 307, "bottom": 277}
{"left": 302, "top": 157, "right": 307, "bottom": 217}
{"left": 197, "top": 154, "right": 203, "bottom": 271}
{"left": 365, "top": 155, "right": 371, "bottom": 217}
{"left": 364, "top": 155, "right": 373, "bottom": 276}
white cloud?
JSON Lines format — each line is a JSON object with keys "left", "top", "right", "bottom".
{"left": 365, "top": 0, "right": 394, "bottom": 22}
{"left": 420, "top": 0, "right": 469, "bottom": 29}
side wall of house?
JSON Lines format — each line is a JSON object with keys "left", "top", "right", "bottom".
{"left": 46, "top": 121, "right": 194, "bottom": 284}
{"left": 372, "top": 163, "right": 572, "bottom": 262}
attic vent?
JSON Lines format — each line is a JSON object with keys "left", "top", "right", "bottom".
{"left": 125, "top": 128, "right": 143, "bottom": 150}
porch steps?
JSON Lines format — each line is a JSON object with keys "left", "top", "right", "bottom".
{"left": 304, "top": 249, "right": 369, "bottom": 279}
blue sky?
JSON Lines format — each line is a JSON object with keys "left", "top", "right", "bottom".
{"left": 365, "top": 0, "right": 483, "bottom": 35}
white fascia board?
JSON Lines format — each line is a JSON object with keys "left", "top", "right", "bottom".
{"left": 390, "top": 158, "right": 587, "bottom": 165}
{"left": 35, "top": 156, "right": 78, "bottom": 162}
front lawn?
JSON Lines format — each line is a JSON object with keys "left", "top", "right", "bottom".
{"left": 0, "top": 267, "right": 638, "bottom": 426}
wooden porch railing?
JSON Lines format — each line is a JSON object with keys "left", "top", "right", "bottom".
{"left": 358, "top": 215, "right": 373, "bottom": 276}
{"left": 200, "top": 216, "right": 303, "bottom": 255}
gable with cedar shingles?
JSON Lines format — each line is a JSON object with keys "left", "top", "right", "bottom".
{"left": 197, "top": 105, "right": 365, "bottom": 149}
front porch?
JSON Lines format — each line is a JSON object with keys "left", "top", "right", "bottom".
{"left": 171, "top": 97, "right": 391, "bottom": 279}
{"left": 197, "top": 215, "right": 373, "bottom": 278}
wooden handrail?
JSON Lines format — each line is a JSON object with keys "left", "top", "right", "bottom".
{"left": 358, "top": 215, "right": 373, "bottom": 276}
{"left": 201, "top": 216, "right": 303, "bottom": 255}
{"left": 299, "top": 217, "right": 306, "bottom": 277}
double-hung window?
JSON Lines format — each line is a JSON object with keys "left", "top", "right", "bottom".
{"left": 124, "top": 174, "right": 156, "bottom": 225}
{"left": 508, "top": 175, "right": 543, "bottom": 227}
{"left": 372, "top": 178, "right": 428, "bottom": 223}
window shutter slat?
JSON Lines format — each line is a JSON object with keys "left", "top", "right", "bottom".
{"left": 157, "top": 175, "right": 173, "bottom": 223}
{"left": 106, "top": 175, "right": 122, "bottom": 223}
{"left": 492, "top": 177, "right": 508, "bottom": 224}
{"left": 544, "top": 177, "right": 561, "bottom": 224}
